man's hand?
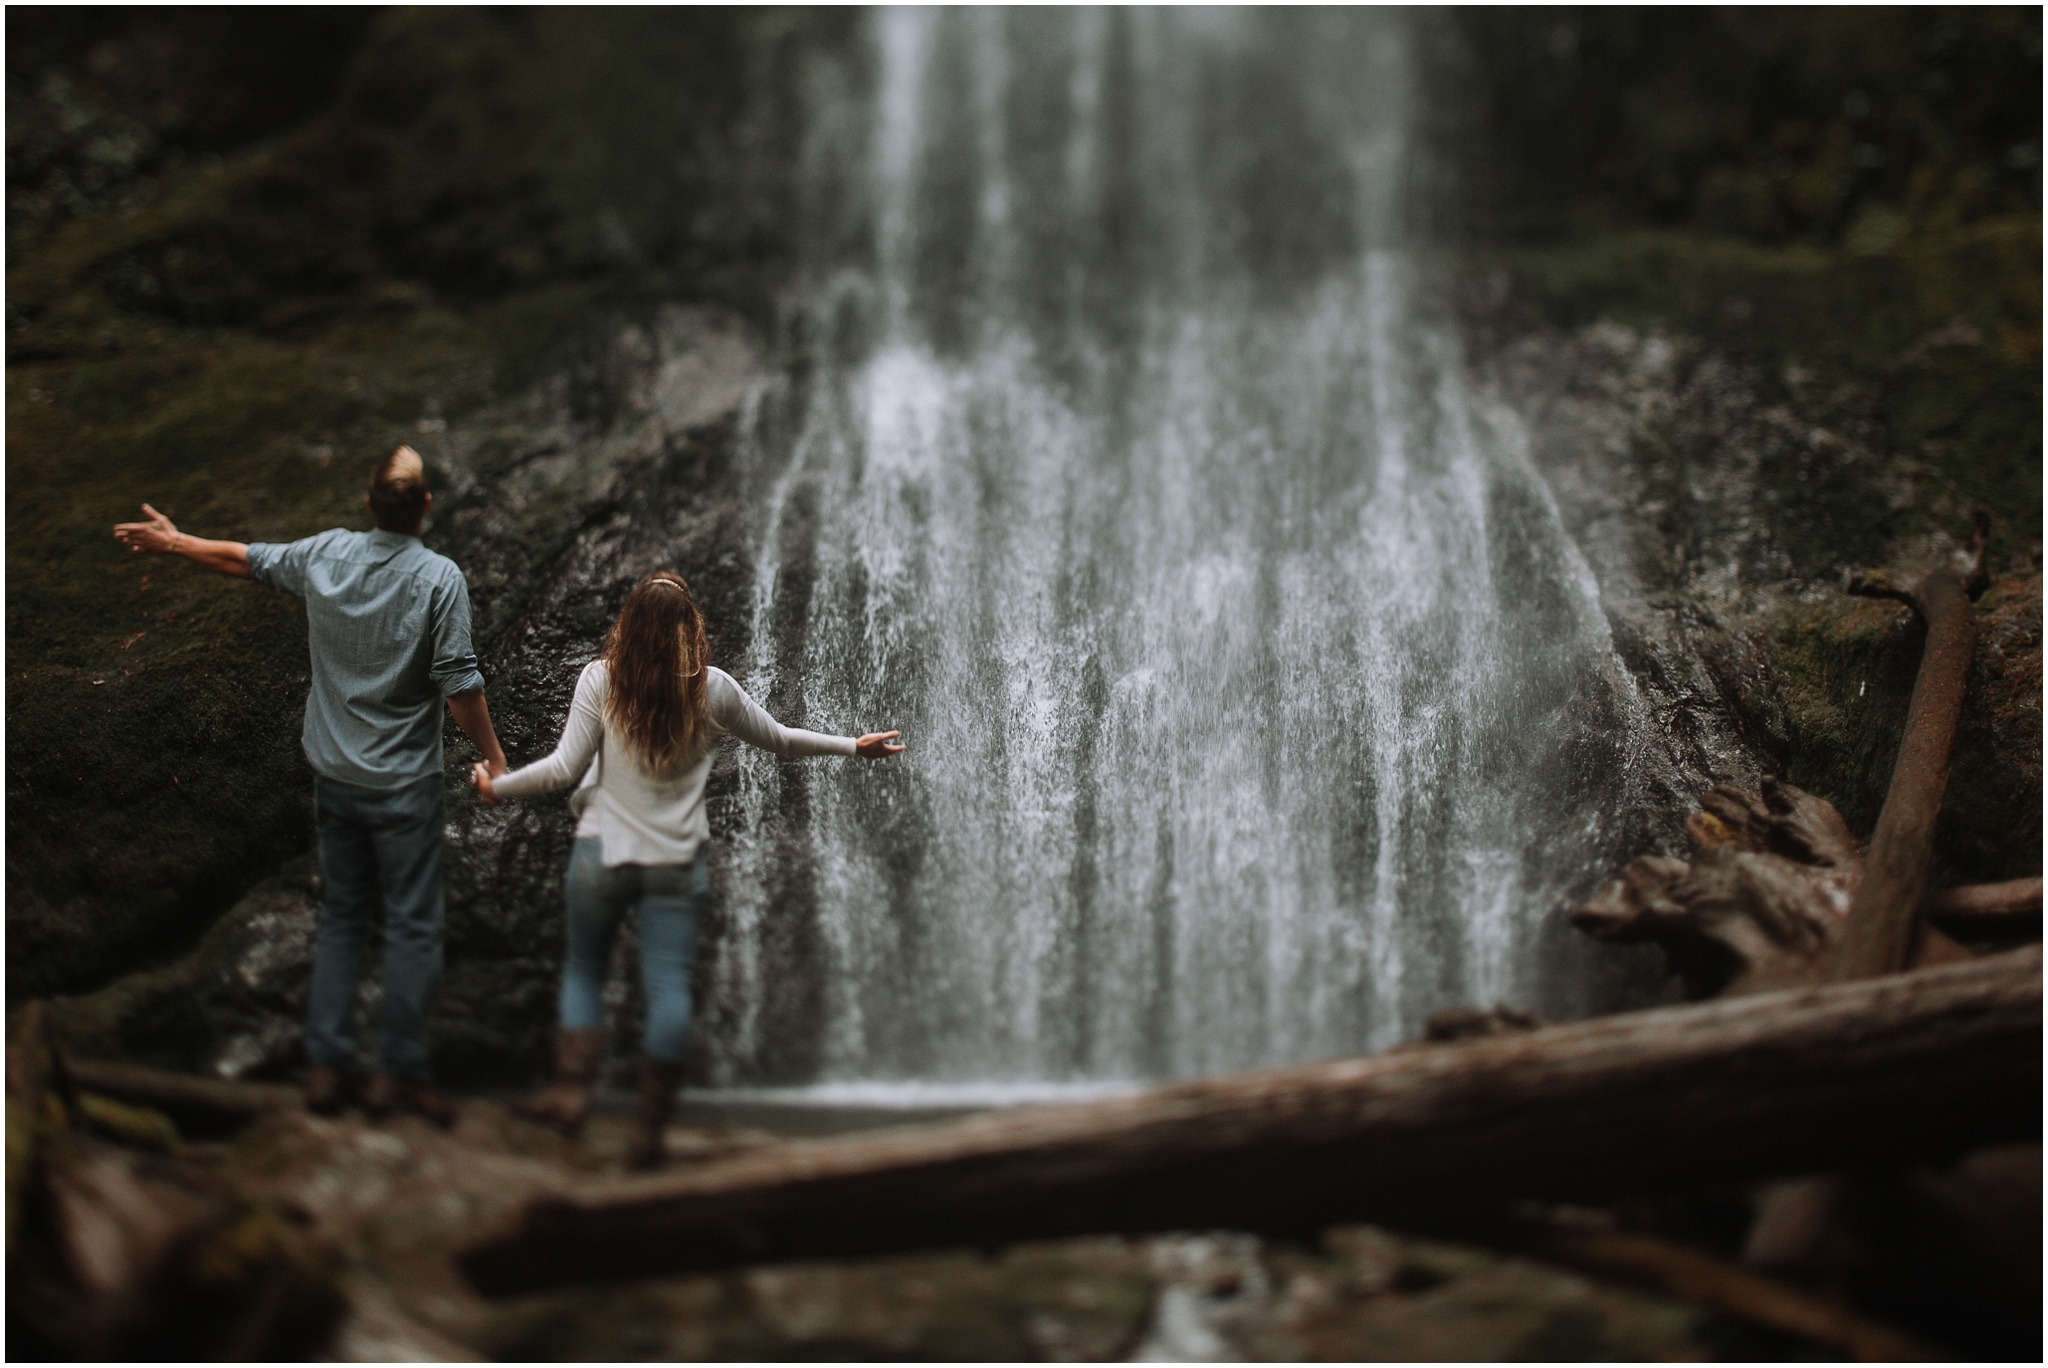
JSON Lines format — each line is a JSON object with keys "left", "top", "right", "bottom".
{"left": 856, "top": 730, "right": 905, "bottom": 758}
{"left": 113, "top": 504, "right": 252, "bottom": 578}
{"left": 113, "top": 503, "right": 181, "bottom": 555}
{"left": 471, "top": 761, "right": 502, "bottom": 807}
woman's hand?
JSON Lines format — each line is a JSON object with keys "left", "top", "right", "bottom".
{"left": 855, "top": 730, "right": 905, "bottom": 758}
{"left": 471, "top": 761, "right": 502, "bottom": 806}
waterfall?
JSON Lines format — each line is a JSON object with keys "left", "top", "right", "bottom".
{"left": 705, "top": 9, "right": 1649, "bottom": 1088}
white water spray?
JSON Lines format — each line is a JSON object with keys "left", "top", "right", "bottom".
{"left": 708, "top": 9, "right": 1649, "bottom": 1086}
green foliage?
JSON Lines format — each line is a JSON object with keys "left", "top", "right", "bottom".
{"left": 1455, "top": 9, "right": 2042, "bottom": 248}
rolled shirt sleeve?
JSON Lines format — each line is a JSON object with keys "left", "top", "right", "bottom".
{"left": 246, "top": 533, "right": 327, "bottom": 597}
{"left": 427, "top": 576, "right": 486, "bottom": 697}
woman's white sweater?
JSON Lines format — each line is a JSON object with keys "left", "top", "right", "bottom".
{"left": 492, "top": 660, "right": 854, "bottom": 866}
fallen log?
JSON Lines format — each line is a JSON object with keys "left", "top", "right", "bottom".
{"left": 1499, "top": 1219, "right": 1942, "bottom": 1361}
{"left": 1830, "top": 513, "right": 1991, "bottom": 980}
{"left": 1571, "top": 779, "right": 1978, "bottom": 997}
{"left": 1750, "top": 519, "right": 1993, "bottom": 1264}
{"left": 63, "top": 1058, "right": 298, "bottom": 1136}
{"left": 460, "top": 948, "right": 2041, "bottom": 1296}
{"left": 1927, "top": 877, "right": 2042, "bottom": 928}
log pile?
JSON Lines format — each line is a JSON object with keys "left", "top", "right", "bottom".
{"left": 1572, "top": 516, "right": 2004, "bottom": 999}
{"left": 1572, "top": 515, "right": 2040, "bottom": 1350}
{"left": 459, "top": 949, "right": 2040, "bottom": 1296}
{"left": 4, "top": 1004, "right": 344, "bottom": 1359}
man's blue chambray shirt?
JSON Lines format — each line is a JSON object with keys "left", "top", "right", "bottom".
{"left": 247, "top": 528, "right": 486, "bottom": 790}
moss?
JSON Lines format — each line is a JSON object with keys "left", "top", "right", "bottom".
{"left": 45, "top": 859, "right": 318, "bottom": 1074}
{"left": 1487, "top": 218, "right": 2041, "bottom": 575}
{"left": 1741, "top": 573, "right": 2042, "bottom": 883}
{"left": 6, "top": 11, "right": 828, "bottom": 1007}
{"left": 1469, "top": 52, "right": 2038, "bottom": 877}
{"left": 74, "top": 1093, "right": 180, "bottom": 1152}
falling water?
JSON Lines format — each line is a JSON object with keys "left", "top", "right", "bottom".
{"left": 704, "top": 10, "right": 1650, "bottom": 1089}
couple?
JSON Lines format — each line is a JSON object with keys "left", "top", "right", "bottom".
{"left": 116, "top": 447, "right": 902, "bottom": 1168}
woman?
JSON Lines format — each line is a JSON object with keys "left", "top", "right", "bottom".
{"left": 473, "top": 570, "right": 903, "bottom": 1168}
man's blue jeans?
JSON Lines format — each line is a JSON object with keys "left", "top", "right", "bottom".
{"left": 559, "top": 837, "right": 705, "bottom": 1063}
{"left": 305, "top": 772, "right": 445, "bottom": 1082}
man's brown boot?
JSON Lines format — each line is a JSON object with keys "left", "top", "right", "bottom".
{"left": 624, "top": 1057, "right": 686, "bottom": 1172}
{"left": 362, "top": 1074, "right": 460, "bottom": 1129}
{"left": 304, "top": 1064, "right": 357, "bottom": 1116}
{"left": 513, "top": 1027, "right": 607, "bottom": 1135}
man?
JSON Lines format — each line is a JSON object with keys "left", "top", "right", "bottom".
{"left": 114, "top": 446, "right": 507, "bottom": 1123}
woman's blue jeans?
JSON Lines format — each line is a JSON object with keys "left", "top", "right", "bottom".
{"left": 559, "top": 837, "right": 705, "bottom": 1063}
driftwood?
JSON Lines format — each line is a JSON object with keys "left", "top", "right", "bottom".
{"left": 1575, "top": 779, "right": 1866, "bottom": 997}
{"left": 1570, "top": 780, "right": 2003, "bottom": 999}
{"left": 1574, "top": 520, "right": 2009, "bottom": 999}
{"left": 64, "top": 1057, "right": 299, "bottom": 1136}
{"left": 1574, "top": 519, "right": 2024, "bottom": 1284}
{"left": 1761, "top": 521, "right": 1995, "bottom": 1269}
{"left": 1831, "top": 512, "right": 1992, "bottom": 979}
{"left": 460, "top": 949, "right": 2041, "bottom": 1296}
{"left": 1927, "top": 876, "right": 2042, "bottom": 928}
{"left": 1501, "top": 1219, "right": 1941, "bottom": 1362}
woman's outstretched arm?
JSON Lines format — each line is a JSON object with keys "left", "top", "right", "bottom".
{"left": 708, "top": 668, "right": 903, "bottom": 759}
{"left": 474, "top": 661, "right": 606, "bottom": 805}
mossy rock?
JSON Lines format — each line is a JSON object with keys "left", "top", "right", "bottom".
{"left": 45, "top": 858, "right": 319, "bottom": 1076}
{"left": 7, "top": 9, "right": 815, "bottom": 1012}
{"left": 1487, "top": 220, "right": 2041, "bottom": 576}
{"left": 1744, "top": 571, "right": 2041, "bottom": 883}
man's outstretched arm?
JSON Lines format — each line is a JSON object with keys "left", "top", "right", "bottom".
{"left": 113, "top": 504, "right": 251, "bottom": 578}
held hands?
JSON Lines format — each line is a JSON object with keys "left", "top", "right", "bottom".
{"left": 113, "top": 504, "right": 181, "bottom": 556}
{"left": 471, "top": 761, "right": 502, "bottom": 806}
{"left": 855, "top": 730, "right": 906, "bottom": 758}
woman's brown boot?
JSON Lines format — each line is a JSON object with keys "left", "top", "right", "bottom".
{"left": 513, "top": 1027, "right": 607, "bottom": 1135}
{"left": 625, "top": 1057, "right": 686, "bottom": 1171}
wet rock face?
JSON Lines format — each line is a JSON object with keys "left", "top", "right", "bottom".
{"left": 49, "top": 305, "right": 776, "bottom": 1085}
{"left": 431, "top": 307, "right": 773, "bottom": 1085}
{"left": 6, "top": 7, "right": 820, "bottom": 1008}
{"left": 47, "top": 860, "right": 319, "bottom": 1077}
{"left": 1487, "top": 316, "right": 2042, "bottom": 886}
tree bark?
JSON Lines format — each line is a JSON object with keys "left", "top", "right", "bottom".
{"left": 460, "top": 948, "right": 2041, "bottom": 1296}
{"left": 1749, "top": 521, "right": 1993, "bottom": 1265}
{"left": 1829, "top": 517, "right": 1990, "bottom": 979}
{"left": 62, "top": 1057, "right": 299, "bottom": 1135}
{"left": 1927, "top": 877, "right": 2042, "bottom": 927}
{"left": 1501, "top": 1219, "right": 1942, "bottom": 1361}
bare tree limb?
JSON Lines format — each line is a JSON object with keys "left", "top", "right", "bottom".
{"left": 1503, "top": 1219, "right": 1944, "bottom": 1361}
{"left": 62, "top": 1058, "right": 298, "bottom": 1133}
{"left": 1927, "top": 877, "right": 2042, "bottom": 927}
{"left": 1832, "top": 512, "right": 1991, "bottom": 980}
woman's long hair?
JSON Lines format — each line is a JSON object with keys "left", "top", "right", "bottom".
{"left": 600, "top": 571, "right": 711, "bottom": 776}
